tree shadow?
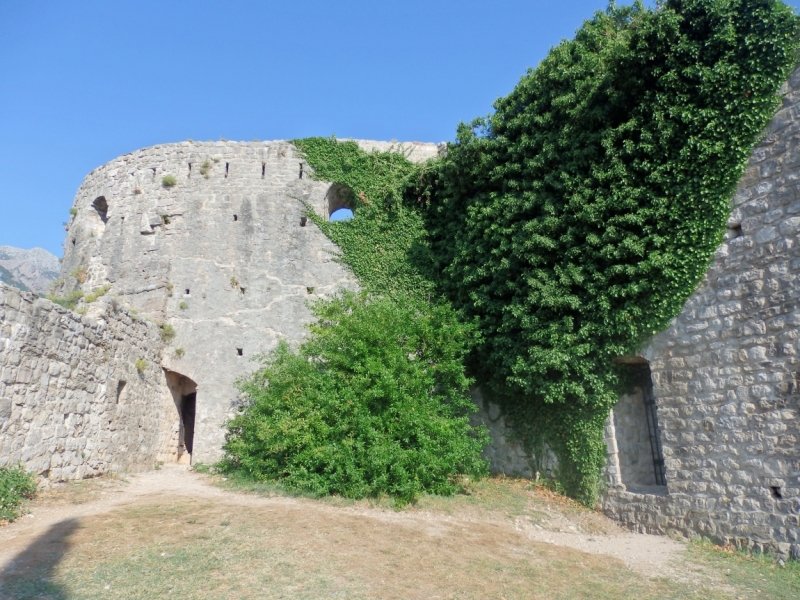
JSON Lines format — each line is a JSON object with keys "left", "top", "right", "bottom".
{"left": 0, "top": 518, "right": 78, "bottom": 599}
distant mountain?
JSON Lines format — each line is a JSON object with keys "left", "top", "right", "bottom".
{"left": 0, "top": 246, "right": 60, "bottom": 295}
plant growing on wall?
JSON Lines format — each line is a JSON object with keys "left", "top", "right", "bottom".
{"left": 424, "top": 0, "right": 800, "bottom": 503}
{"left": 161, "top": 175, "right": 177, "bottom": 188}
{"left": 159, "top": 323, "right": 176, "bottom": 342}
{"left": 296, "top": 0, "right": 799, "bottom": 505}
{"left": 135, "top": 359, "right": 147, "bottom": 373}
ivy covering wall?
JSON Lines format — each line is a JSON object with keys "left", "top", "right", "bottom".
{"left": 295, "top": 0, "right": 799, "bottom": 505}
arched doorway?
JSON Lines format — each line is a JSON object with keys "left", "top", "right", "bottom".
{"left": 164, "top": 370, "right": 198, "bottom": 464}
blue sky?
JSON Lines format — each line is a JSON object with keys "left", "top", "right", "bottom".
{"left": 1, "top": 1, "right": 798, "bottom": 256}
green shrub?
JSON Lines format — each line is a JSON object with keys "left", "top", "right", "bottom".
{"left": 219, "top": 291, "right": 489, "bottom": 505}
{"left": 174, "top": 347, "right": 185, "bottom": 357}
{"left": 178, "top": 301, "right": 188, "bottom": 310}
{"left": 135, "top": 358, "right": 147, "bottom": 373}
{"left": 159, "top": 323, "right": 176, "bottom": 342}
{"left": 0, "top": 465, "right": 37, "bottom": 522}
{"left": 161, "top": 175, "right": 177, "bottom": 188}
{"left": 69, "top": 207, "right": 78, "bottom": 216}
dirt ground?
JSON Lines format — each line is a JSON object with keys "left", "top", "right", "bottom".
{"left": 0, "top": 466, "right": 763, "bottom": 599}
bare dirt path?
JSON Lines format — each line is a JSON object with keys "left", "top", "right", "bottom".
{"left": 0, "top": 465, "right": 688, "bottom": 583}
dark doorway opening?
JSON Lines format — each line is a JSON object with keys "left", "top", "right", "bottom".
{"left": 181, "top": 392, "right": 196, "bottom": 455}
{"left": 164, "top": 370, "right": 198, "bottom": 464}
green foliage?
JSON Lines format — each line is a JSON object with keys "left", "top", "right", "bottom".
{"left": 174, "top": 347, "right": 185, "bottom": 357}
{"left": 293, "top": 137, "right": 438, "bottom": 301}
{"left": 0, "top": 465, "right": 37, "bottom": 522}
{"left": 84, "top": 285, "right": 111, "bottom": 304}
{"left": 161, "top": 175, "right": 177, "bottom": 188}
{"left": 159, "top": 323, "right": 176, "bottom": 342}
{"left": 135, "top": 358, "right": 147, "bottom": 373}
{"left": 47, "top": 289, "right": 84, "bottom": 310}
{"left": 179, "top": 301, "right": 188, "bottom": 310}
{"left": 219, "top": 292, "right": 489, "bottom": 505}
{"left": 69, "top": 207, "right": 78, "bottom": 216}
{"left": 424, "top": 0, "right": 799, "bottom": 503}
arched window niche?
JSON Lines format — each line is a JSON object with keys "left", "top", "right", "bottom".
{"left": 325, "top": 184, "right": 354, "bottom": 222}
{"left": 92, "top": 196, "right": 109, "bottom": 224}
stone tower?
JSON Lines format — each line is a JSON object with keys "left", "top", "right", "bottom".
{"left": 57, "top": 139, "right": 438, "bottom": 463}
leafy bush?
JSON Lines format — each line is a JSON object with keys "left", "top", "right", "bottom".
{"left": 161, "top": 175, "right": 177, "bottom": 188}
{"left": 421, "top": 0, "right": 800, "bottom": 504}
{"left": 69, "top": 207, "right": 78, "bottom": 216}
{"left": 135, "top": 358, "right": 147, "bottom": 373}
{"left": 0, "top": 465, "right": 37, "bottom": 521}
{"left": 219, "top": 292, "right": 489, "bottom": 504}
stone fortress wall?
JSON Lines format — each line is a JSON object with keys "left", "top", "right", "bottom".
{"left": 597, "top": 69, "right": 800, "bottom": 559}
{"left": 56, "top": 139, "right": 437, "bottom": 464}
{"left": 0, "top": 283, "right": 174, "bottom": 479}
{"left": 1, "top": 82, "right": 797, "bottom": 556}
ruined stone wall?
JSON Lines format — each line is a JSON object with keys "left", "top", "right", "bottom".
{"left": 601, "top": 71, "right": 800, "bottom": 559}
{"left": 57, "top": 139, "right": 436, "bottom": 464}
{"left": 0, "top": 283, "right": 175, "bottom": 480}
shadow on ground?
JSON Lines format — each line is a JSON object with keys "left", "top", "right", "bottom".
{"left": 0, "top": 518, "right": 79, "bottom": 599}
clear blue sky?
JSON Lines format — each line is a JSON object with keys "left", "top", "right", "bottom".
{"left": 1, "top": 1, "right": 797, "bottom": 256}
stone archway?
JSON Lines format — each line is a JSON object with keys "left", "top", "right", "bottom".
{"left": 164, "top": 369, "right": 198, "bottom": 464}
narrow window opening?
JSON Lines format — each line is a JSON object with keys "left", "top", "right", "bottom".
{"left": 299, "top": 163, "right": 304, "bottom": 179}
{"left": 225, "top": 162, "right": 229, "bottom": 177}
{"left": 237, "top": 348, "right": 243, "bottom": 356}
{"left": 185, "top": 289, "right": 190, "bottom": 295}
{"left": 233, "top": 214, "right": 238, "bottom": 221}
{"left": 300, "top": 216, "right": 307, "bottom": 227}
{"left": 728, "top": 224, "right": 743, "bottom": 239}
{"left": 72, "top": 239, "right": 76, "bottom": 246}
{"left": 121, "top": 216, "right": 125, "bottom": 221}
{"left": 116, "top": 380, "right": 127, "bottom": 405}
{"left": 188, "top": 163, "right": 192, "bottom": 178}
{"left": 151, "top": 167, "right": 157, "bottom": 179}
{"left": 261, "top": 163, "right": 266, "bottom": 178}
{"left": 240, "top": 287, "right": 245, "bottom": 295}
{"left": 92, "top": 196, "right": 109, "bottom": 224}
{"left": 771, "top": 486, "right": 783, "bottom": 499}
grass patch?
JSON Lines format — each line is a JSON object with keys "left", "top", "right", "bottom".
{"left": 46, "top": 289, "right": 84, "bottom": 310}
{"left": 688, "top": 539, "right": 800, "bottom": 599}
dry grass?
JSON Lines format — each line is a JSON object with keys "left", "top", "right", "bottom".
{"left": 1, "top": 474, "right": 797, "bottom": 599}
{"left": 2, "top": 497, "right": 697, "bottom": 600}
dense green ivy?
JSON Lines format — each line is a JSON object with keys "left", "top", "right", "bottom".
{"left": 292, "top": 137, "right": 437, "bottom": 300}
{"left": 426, "top": 0, "right": 799, "bottom": 503}
{"left": 296, "top": 0, "right": 799, "bottom": 505}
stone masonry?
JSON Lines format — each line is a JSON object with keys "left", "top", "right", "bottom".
{"left": 0, "top": 283, "right": 175, "bottom": 479}
{"left": 599, "top": 70, "right": 800, "bottom": 559}
{"left": 56, "top": 139, "right": 437, "bottom": 464}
